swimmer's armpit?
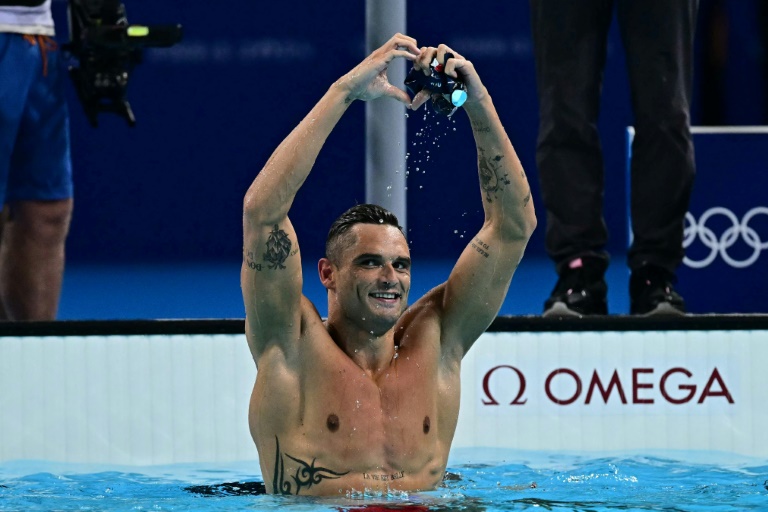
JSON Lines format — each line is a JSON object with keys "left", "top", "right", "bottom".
{"left": 272, "top": 436, "right": 349, "bottom": 495}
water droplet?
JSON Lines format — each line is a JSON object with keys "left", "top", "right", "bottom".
{"left": 454, "top": 230, "right": 458, "bottom": 234}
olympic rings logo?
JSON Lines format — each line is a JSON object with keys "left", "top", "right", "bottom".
{"left": 683, "top": 207, "right": 768, "bottom": 268}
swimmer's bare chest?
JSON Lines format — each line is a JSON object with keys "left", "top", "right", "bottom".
{"left": 249, "top": 330, "right": 455, "bottom": 495}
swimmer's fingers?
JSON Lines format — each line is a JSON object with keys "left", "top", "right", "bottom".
{"left": 437, "top": 44, "right": 465, "bottom": 72}
{"left": 445, "top": 56, "right": 476, "bottom": 81}
{"left": 381, "top": 80, "right": 415, "bottom": 105}
{"left": 438, "top": 44, "right": 469, "bottom": 79}
{"left": 378, "top": 33, "right": 421, "bottom": 65}
{"left": 389, "top": 33, "right": 420, "bottom": 54}
{"left": 342, "top": 34, "right": 421, "bottom": 102}
{"left": 409, "top": 89, "right": 431, "bottom": 110}
{"left": 439, "top": 48, "right": 488, "bottom": 104}
{"left": 414, "top": 46, "right": 437, "bottom": 75}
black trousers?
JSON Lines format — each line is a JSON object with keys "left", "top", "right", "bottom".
{"left": 530, "top": 0, "right": 698, "bottom": 274}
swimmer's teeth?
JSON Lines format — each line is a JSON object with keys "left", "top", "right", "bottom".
{"left": 371, "top": 292, "right": 397, "bottom": 299}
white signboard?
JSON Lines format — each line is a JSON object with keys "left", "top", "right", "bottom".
{"left": 1, "top": 328, "right": 766, "bottom": 464}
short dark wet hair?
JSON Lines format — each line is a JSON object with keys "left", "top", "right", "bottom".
{"left": 325, "top": 204, "right": 404, "bottom": 264}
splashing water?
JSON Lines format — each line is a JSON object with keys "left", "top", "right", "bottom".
{"left": 404, "top": 106, "right": 460, "bottom": 191}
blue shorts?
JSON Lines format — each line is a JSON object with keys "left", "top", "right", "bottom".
{"left": 0, "top": 32, "right": 73, "bottom": 205}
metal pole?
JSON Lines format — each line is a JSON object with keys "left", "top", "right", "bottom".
{"left": 365, "top": 0, "right": 407, "bottom": 231}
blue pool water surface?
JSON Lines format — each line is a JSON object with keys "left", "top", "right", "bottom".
{"left": 2, "top": 449, "right": 766, "bottom": 511}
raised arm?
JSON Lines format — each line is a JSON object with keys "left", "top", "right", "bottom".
{"left": 242, "top": 34, "right": 421, "bottom": 360}
{"left": 412, "top": 45, "right": 537, "bottom": 359}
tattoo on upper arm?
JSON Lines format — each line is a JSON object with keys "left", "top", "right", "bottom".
{"left": 244, "top": 225, "right": 296, "bottom": 271}
{"left": 523, "top": 189, "right": 531, "bottom": 207}
{"left": 470, "top": 236, "right": 490, "bottom": 258}
{"left": 478, "top": 148, "right": 510, "bottom": 203}
{"left": 264, "top": 225, "right": 292, "bottom": 269}
{"left": 272, "top": 436, "right": 349, "bottom": 495}
{"left": 244, "top": 248, "right": 263, "bottom": 271}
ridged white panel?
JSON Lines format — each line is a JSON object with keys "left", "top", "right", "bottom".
{"left": 0, "top": 334, "right": 256, "bottom": 465}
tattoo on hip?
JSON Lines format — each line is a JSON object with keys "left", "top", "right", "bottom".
{"left": 272, "top": 436, "right": 349, "bottom": 495}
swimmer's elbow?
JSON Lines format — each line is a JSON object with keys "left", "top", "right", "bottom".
{"left": 243, "top": 187, "right": 291, "bottom": 226}
{"left": 495, "top": 207, "right": 537, "bottom": 243}
{"left": 521, "top": 209, "right": 537, "bottom": 238}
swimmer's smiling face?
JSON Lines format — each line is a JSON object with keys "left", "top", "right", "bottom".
{"left": 327, "top": 223, "right": 411, "bottom": 332}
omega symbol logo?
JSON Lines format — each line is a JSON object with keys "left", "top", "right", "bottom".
{"left": 482, "top": 365, "right": 527, "bottom": 405}
{"left": 683, "top": 207, "right": 768, "bottom": 268}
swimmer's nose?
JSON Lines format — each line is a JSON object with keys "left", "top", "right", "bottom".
{"left": 379, "top": 264, "right": 399, "bottom": 285}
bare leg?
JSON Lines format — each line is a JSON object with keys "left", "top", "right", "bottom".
{"left": 0, "top": 199, "right": 73, "bottom": 321}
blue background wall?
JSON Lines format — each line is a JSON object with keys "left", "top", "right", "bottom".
{"left": 48, "top": 0, "right": 767, "bottom": 318}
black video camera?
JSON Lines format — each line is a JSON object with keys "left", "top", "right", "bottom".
{"left": 65, "top": 0, "right": 183, "bottom": 127}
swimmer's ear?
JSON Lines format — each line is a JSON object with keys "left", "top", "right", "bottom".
{"left": 318, "top": 258, "right": 335, "bottom": 290}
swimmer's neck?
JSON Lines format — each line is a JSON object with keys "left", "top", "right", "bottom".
{"left": 324, "top": 318, "right": 398, "bottom": 375}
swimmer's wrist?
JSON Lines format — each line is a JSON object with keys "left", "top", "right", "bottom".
{"left": 463, "top": 89, "right": 493, "bottom": 114}
{"left": 330, "top": 77, "right": 358, "bottom": 105}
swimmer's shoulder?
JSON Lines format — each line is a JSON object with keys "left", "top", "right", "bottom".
{"left": 396, "top": 283, "right": 448, "bottom": 337}
{"left": 404, "top": 283, "right": 448, "bottom": 319}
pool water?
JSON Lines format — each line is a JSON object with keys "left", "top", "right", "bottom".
{"left": 1, "top": 449, "right": 766, "bottom": 511}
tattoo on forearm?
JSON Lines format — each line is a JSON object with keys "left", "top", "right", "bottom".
{"left": 523, "top": 189, "right": 531, "bottom": 207}
{"left": 264, "top": 225, "right": 292, "bottom": 269}
{"left": 471, "top": 237, "right": 490, "bottom": 258}
{"left": 272, "top": 436, "right": 349, "bottom": 495}
{"left": 472, "top": 122, "right": 491, "bottom": 134}
{"left": 478, "top": 148, "right": 510, "bottom": 203}
{"left": 363, "top": 470, "right": 405, "bottom": 482}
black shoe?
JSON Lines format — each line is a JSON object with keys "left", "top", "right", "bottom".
{"left": 629, "top": 265, "right": 686, "bottom": 316}
{"left": 543, "top": 257, "right": 608, "bottom": 318}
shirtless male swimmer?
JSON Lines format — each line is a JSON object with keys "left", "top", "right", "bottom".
{"left": 241, "top": 33, "right": 536, "bottom": 496}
